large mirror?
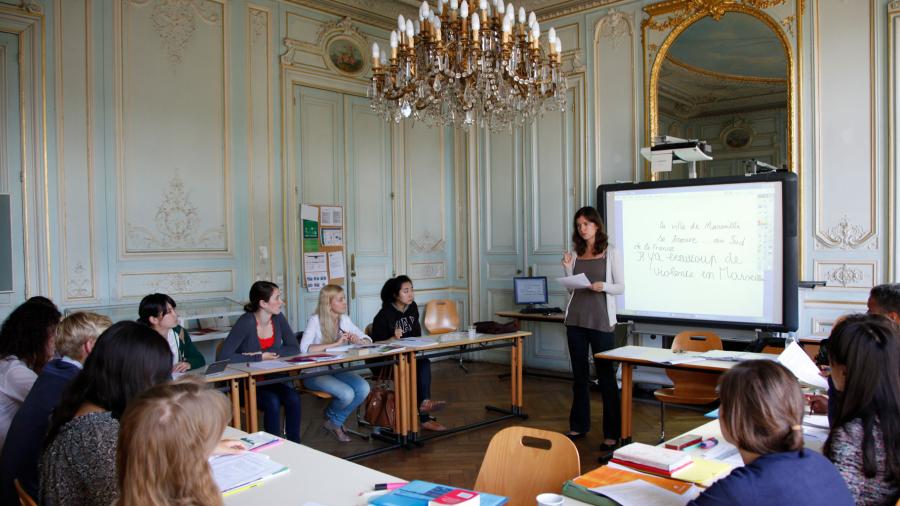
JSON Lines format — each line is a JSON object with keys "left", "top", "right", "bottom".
{"left": 650, "top": 10, "right": 791, "bottom": 179}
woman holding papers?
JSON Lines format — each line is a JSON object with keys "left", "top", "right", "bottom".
{"left": 115, "top": 377, "right": 231, "bottom": 506}
{"left": 218, "top": 281, "right": 302, "bottom": 443}
{"left": 688, "top": 360, "right": 853, "bottom": 505}
{"left": 561, "top": 206, "right": 623, "bottom": 450}
{"left": 823, "top": 313, "right": 900, "bottom": 504}
{"left": 371, "top": 275, "right": 447, "bottom": 431}
{"left": 301, "top": 284, "right": 371, "bottom": 442}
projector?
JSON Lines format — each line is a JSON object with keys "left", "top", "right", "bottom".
{"left": 640, "top": 136, "right": 713, "bottom": 164}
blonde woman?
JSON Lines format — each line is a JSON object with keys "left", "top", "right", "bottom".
{"left": 300, "top": 284, "right": 372, "bottom": 442}
{"left": 116, "top": 377, "right": 230, "bottom": 506}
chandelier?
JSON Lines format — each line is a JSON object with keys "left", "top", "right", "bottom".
{"left": 369, "top": 0, "right": 567, "bottom": 131}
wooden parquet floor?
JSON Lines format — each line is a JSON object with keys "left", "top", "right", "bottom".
{"left": 295, "top": 360, "right": 711, "bottom": 489}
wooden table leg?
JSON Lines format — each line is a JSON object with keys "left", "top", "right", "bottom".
{"left": 620, "top": 363, "right": 633, "bottom": 442}
{"left": 516, "top": 336, "right": 524, "bottom": 407}
{"left": 230, "top": 378, "right": 242, "bottom": 430}
{"left": 510, "top": 342, "right": 518, "bottom": 407}
{"left": 247, "top": 376, "right": 259, "bottom": 433}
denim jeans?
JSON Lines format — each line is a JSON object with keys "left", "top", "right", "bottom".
{"left": 303, "top": 371, "right": 371, "bottom": 425}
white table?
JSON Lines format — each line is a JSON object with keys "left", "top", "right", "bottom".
{"left": 222, "top": 428, "right": 401, "bottom": 506}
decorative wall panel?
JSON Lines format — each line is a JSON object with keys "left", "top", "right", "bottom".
{"left": 298, "top": 87, "right": 342, "bottom": 204}
{"left": 56, "top": 0, "right": 97, "bottom": 300}
{"left": 813, "top": 0, "right": 876, "bottom": 250}
{"left": 405, "top": 124, "right": 446, "bottom": 259}
{"left": 485, "top": 132, "right": 519, "bottom": 253}
{"left": 116, "top": 0, "right": 229, "bottom": 255}
{"left": 248, "top": 5, "right": 274, "bottom": 281}
{"left": 119, "top": 269, "right": 234, "bottom": 298}
{"left": 814, "top": 261, "right": 876, "bottom": 289}
{"left": 594, "top": 8, "right": 636, "bottom": 184}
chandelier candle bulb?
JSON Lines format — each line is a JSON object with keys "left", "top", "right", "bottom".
{"left": 437, "top": 0, "right": 443, "bottom": 14}
{"left": 471, "top": 14, "right": 480, "bottom": 37}
{"left": 372, "top": 43, "right": 380, "bottom": 67}
{"left": 450, "top": 0, "right": 458, "bottom": 10}
{"left": 554, "top": 38, "right": 561, "bottom": 55}
{"left": 548, "top": 27, "right": 556, "bottom": 44}
{"left": 518, "top": 6, "right": 525, "bottom": 23}
{"left": 460, "top": 1, "right": 468, "bottom": 19}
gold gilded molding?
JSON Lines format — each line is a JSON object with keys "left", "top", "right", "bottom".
{"left": 812, "top": 0, "right": 877, "bottom": 251}
{"left": 55, "top": 0, "right": 97, "bottom": 301}
{"left": 644, "top": 1, "right": 797, "bottom": 181}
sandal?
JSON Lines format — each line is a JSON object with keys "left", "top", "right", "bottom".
{"left": 322, "top": 420, "right": 351, "bottom": 442}
{"left": 421, "top": 419, "right": 448, "bottom": 431}
{"left": 419, "top": 399, "right": 447, "bottom": 414}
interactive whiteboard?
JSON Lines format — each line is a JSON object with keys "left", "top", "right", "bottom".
{"left": 599, "top": 173, "right": 798, "bottom": 331}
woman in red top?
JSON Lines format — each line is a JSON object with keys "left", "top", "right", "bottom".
{"left": 218, "top": 281, "right": 301, "bottom": 442}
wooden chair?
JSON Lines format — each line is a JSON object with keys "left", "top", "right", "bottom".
{"left": 14, "top": 479, "right": 36, "bottom": 506}
{"left": 423, "top": 299, "right": 467, "bottom": 372}
{"left": 654, "top": 330, "right": 723, "bottom": 442}
{"left": 475, "top": 427, "right": 581, "bottom": 506}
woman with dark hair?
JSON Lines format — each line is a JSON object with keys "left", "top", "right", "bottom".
{"left": 0, "top": 299, "right": 61, "bottom": 451}
{"left": 217, "top": 281, "right": 301, "bottom": 442}
{"left": 824, "top": 313, "right": 900, "bottom": 504}
{"left": 688, "top": 360, "right": 852, "bottom": 505}
{"left": 560, "top": 206, "right": 623, "bottom": 450}
{"left": 138, "top": 293, "right": 205, "bottom": 372}
{"left": 39, "top": 321, "right": 173, "bottom": 506}
{"left": 371, "top": 275, "right": 447, "bottom": 431}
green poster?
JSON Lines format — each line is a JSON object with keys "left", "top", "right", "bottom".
{"left": 303, "top": 220, "right": 319, "bottom": 239}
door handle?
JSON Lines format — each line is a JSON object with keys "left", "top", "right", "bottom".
{"left": 351, "top": 281, "right": 356, "bottom": 299}
{"left": 350, "top": 254, "right": 356, "bottom": 277}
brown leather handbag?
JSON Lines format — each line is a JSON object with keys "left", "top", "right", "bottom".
{"left": 474, "top": 320, "right": 518, "bottom": 334}
{"left": 363, "top": 382, "right": 396, "bottom": 429}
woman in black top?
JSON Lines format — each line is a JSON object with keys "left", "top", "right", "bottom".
{"left": 371, "top": 276, "right": 447, "bottom": 431}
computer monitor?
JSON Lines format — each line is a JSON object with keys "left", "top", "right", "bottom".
{"left": 514, "top": 276, "right": 548, "bottom": 306}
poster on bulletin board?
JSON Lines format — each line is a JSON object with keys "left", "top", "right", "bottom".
{"left": 300, "top": 204, "right": 346, "bottom": 292}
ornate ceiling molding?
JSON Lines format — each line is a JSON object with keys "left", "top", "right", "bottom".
{"left": 283, "top": 0, "right": 416, "bottom": 30}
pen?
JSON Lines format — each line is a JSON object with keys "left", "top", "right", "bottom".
{"left": 373, "top": 482, "right": 407, "bottom": 491}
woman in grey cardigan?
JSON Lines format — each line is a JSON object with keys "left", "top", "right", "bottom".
{"left": 561, "top": 206, "right": 624, "bottom": 453}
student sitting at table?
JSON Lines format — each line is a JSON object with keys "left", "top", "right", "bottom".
{"left": 218, "top": 281, "right": 302, "bottom": 443}
{"left": 688, "top": 360, "right": 853, "bottom": 506}
{"left": 40, "top": 321, "right": 173, "bottom": 506}
{"left": 0, "top": 311, "right": 111, "bottom": 504}
{"left": 300, "top": 284, "right": 371, "bottom": 443}
{"left": 0, "top": 298, "right": 61, "bottom": 452}
{"left": 371, "top": 275, "right": 447, "bottom": 431}
{"left": 138, "top": 293, "right": 205, "bottom": 373}
{"left": 115, "top": 377, "right": 234, "bottom": 506}
{"left": 823, "top": 313, "right": 900, "bottom": 505}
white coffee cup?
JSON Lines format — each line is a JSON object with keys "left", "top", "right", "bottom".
{"left": 536, "top": 492, "right": 565, "bottom": 506}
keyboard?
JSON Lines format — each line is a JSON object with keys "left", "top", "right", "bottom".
{"left": 520, "top": 306, "right": 564, "bottom": 315}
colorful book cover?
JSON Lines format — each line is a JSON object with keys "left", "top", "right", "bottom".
{"left": 370, "top": 480, "right": 506, "bottom": 506}
{"left": 572, "top": 465, "right": 695, "bottom": 495}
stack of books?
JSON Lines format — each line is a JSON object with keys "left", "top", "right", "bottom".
{"left": 369, "top": 480, "right": 507, "bottom": 506}
{"left": 611, "top": 443, "right": 694, "bottom": 476}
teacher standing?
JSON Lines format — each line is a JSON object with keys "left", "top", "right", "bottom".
{"left": 561, "top": 206, "right": 623, "bottom": 451}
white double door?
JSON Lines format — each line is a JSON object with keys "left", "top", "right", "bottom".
{"left": 293, "top": 86, "right": 393, "bottom": 328}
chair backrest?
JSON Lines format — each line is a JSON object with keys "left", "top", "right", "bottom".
{"left": 422, "top": 300, "right": 460, "bottom": 334}
{"left": 667, "top": 330, "right": 724, "bottom": 400}
{"left": 474, "top": 426, "right": 580, "bottom": 506}
{"left": 14, "top": 479, "right": 36, "bottom": 506}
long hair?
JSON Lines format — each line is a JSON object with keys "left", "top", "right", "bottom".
{"left": 380, "top": 275, "right": 413, "bottom": 305}
{"left": 115, "top": 377, "right": 228, "bottom": 506}
{"left": 314, "top": 284, "right": 344, "bottom": 344}
{"left": 571, "top": 206, "right": 608, "bottom": 257}
{"left": 46, "top": 321, "right": 173, "bottom": 447}
{"left": 0, "top": 299, "right": 61, "bottom": 373}
{"left": 718, "top": 360, "right": 805, "bottom": 455}
{"left": 244, "top": 281, "right": 279, "bottom": 313}
{"left": 824, "top": 313, "right": 900, "bottom": 483}
{"left": 137, "top": 293, "right": 176, "bottom": 326}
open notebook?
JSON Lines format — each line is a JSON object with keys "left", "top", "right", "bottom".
{"left": 210, "top": 451, "right": 289, "bottom": 495}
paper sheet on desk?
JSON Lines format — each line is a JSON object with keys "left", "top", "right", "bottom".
{"left": 591, "top": 481, "right": 699, "bottom": 506}
{"left": 556, "top": 273, "right": 591, "bottom": 291}
{"left": 248, "top": 360, "right": 291, "bottom": 370}
{"left": 778, "top": 342, "right": 828, "bottom": 390}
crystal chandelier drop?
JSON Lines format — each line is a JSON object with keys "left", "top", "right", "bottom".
{"left": 369, "top": 0, "right": 567, "bottom": 131}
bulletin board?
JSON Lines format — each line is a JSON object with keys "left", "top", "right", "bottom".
{"left": 300, "top": 204, "right": 346, "bottom": 291}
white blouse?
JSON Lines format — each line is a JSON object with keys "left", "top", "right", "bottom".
{"left": 300, "top": 314, "right": 372, "bottom": 354}
{"left": 0, "top": 355, "right": 38, "bottom": 452}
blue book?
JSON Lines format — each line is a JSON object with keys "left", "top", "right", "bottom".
{"left": 369, "top": 480, "right": 508, "bottom": 506}
{"left": 704, "top": 408, "right": 719, "bottom": 418}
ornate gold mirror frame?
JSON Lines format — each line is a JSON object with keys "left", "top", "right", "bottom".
{"left": 642, "top": 0, "right": 801, "bottom": 181}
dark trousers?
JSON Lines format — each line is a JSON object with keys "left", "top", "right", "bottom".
{"left": 566, "top": 325, "right": 621, "bottom": 439}
{"left": 257, "top": 382, "right": 302, "bottom": 443}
